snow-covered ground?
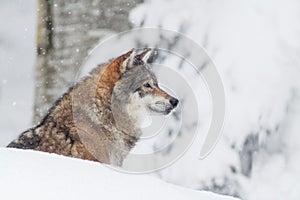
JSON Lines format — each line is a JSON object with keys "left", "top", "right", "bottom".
{"left": 0, "top": 148, "right": 239, "bottom": 200}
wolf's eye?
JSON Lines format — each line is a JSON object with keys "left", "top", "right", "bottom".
{"left": 144, "top": 83, "right": 151, "bottom": 88}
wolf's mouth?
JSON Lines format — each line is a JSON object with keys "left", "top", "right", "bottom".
{"left": 148, "top": 102, "right": 172, "bottom": 115}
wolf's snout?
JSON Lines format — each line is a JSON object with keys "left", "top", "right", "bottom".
{"left": 169, "top": 98, "right": 179, "bottom": 108}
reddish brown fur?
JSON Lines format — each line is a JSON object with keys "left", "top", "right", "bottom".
{"left": 153, "top": 87, "right": 173, "bottom": 99}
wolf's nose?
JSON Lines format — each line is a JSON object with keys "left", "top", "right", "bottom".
{"left": 170, "top": 98, "right": 179, "bottom": 108}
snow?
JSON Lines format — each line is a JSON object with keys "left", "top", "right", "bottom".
{"left": 0, "top": 148, "right": 239, "bottom": 200}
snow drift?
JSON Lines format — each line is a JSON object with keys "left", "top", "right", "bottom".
{"left": 0, "top": 148, "right": 239, "bottom": 200}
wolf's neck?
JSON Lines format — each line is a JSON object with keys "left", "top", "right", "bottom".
{"left": 87, "top": 64, "right": 141, "bottom": 165}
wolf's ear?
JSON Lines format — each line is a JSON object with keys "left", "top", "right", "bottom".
{"left": 135, "top": 48, "right": 153, "bottom": 63}
{"left": 121, "top": 48, "right": 136, "bottom": 72}
{"left": 120, "top": 48, "right": 153, "bottom": 72}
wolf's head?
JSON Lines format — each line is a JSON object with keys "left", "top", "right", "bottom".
{"left": 111, "top": 49, "right": 178, "bottom": 133}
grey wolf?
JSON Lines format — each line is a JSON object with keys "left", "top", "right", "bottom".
{"left": 7, "top": 49, "right": 179, "bottom": 166}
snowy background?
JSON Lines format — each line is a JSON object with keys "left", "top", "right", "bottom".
{"left": 0, "top": 0, "right": 36, "bottom": 147}
{"left": 1, "top": 0, "right": 300, "bottom": 200}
